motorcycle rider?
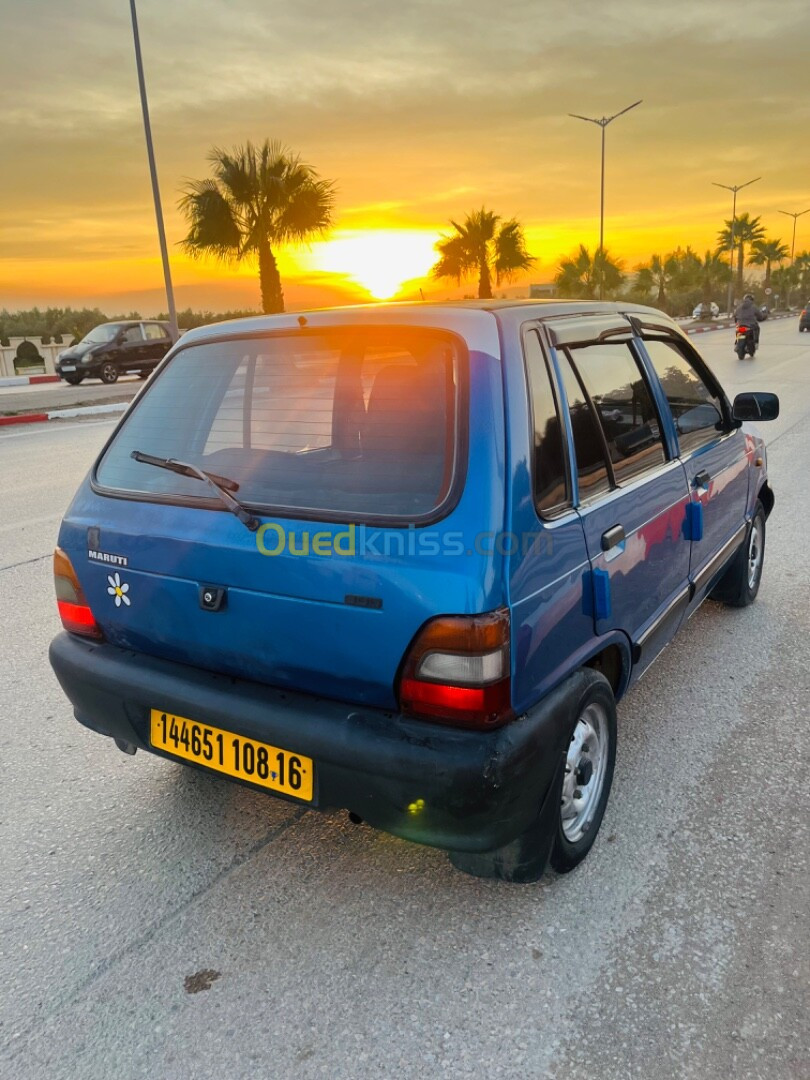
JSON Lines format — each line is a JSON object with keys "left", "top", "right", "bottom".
{"left": 735, "top": 293, "right": 764, "bottom": 345}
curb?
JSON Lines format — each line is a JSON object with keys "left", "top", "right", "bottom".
{"left": 0, "top": 374, "right": 60, "bottom": 388}
{"left": 684, "top": 312, "right": 795, "bottom": 335}
{"left": 0, "top": 401, "right": 129, "bottom": 428}
{"left": 0, "top": 412, "right": 49, "bottom": 426}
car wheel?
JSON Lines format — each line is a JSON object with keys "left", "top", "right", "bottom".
{"left": 711, "top": 502, "right": 766, "bottom": 608}
{"left": 63, "top": 374, "right": 84, "bottom": 385}
{"left": 448, "top": 669, "right": 617, "bottom": 883}
{"left": 99, "top": 362, "right": 119, "bottom": 384}
{"left": 549, "top": 672, "right": 617, "bottom": 873}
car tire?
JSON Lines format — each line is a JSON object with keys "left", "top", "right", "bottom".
{"left": 137, "top": 370, "right": 150, "bottom": 379}
{"left": 448, "top": 669, "right": 617, "bottom": 883}
{"left": 63, "top": 374, "right": 84, "bottom": 385}
{"left": 548, "top": 671, "right": 617, "bottom": 874}
{"left": 99, "top": 362, "right": 119, "bottom": 384}
{"left": 711, "top": 501, "right": 766, "bottom": 608}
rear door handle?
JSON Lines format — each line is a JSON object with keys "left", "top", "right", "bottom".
{"left": 601, "top": 524, "right": 626, "bottom": 552}
{"left": 694, "top": 469, "right": 711, "bottom": 489}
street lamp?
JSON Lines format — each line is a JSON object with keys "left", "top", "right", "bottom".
{"left": 129, "top": 0, "right": 178, "bottom": 341}
{"left": 777, "top": 207, "right": 809, "bottom": 264}
{"left": 777, "top": 207, "right": 809, "bottom": 310}
{"left": 711, "top": 176, "right": 760, "bottom": 317}
{"left": 569, "top": 100, "right": 642, "bottom": 301}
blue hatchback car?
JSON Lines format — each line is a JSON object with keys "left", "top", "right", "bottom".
{"left": 49, "top": 302, "right": 778, "bottom": 882}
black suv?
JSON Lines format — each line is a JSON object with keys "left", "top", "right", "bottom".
{"left": 55, "top": 321, "right": 175, "bottom": 384}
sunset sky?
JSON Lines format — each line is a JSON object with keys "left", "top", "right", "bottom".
{"left": 1, "top": 0, "right": 809, "bottom": 313}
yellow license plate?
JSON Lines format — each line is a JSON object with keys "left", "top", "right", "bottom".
{"left": 149, "top": 709, "right": 313, "bottom": 802}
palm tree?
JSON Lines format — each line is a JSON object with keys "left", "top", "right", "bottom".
{"left": 697, "top": 250, "right": 730, "bottom": 307}
{"left": 771, "top": 265, "right": 797, "bottom": 309}
{"left": 794, "top": 251, "right": 810, "bottom": 296}
{"left": 179, "top": 140, "right": 336, "bottom": 314}
{"left": 432, "top": 208, "right": 534, "bottom": 299}
{"left": 635, "top": 253, "right": 678, "bottom": 309}
{"left": 667, "top": 247, "right": 702, "bottom": 292}
{"left": 555, "top": 245, "right": 624, "bottom": 299}
{"left": 717, "top": 212, "right": 765, "bottom": 296}
{"left": 748, "top": 238, "right": 789, "bottom": 288}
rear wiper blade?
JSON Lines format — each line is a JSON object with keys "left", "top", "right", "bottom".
{"left": 131, "top": 451, "right": 260, "bottom": 533}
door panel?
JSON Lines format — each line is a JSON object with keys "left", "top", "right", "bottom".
{"left": 576, "top": 462, "right": 691, "bottom": 661}
{"left": 118, "top": 325, "right": 146, "bottom": 371}
{"left": 639, "top": 336, "right": 750, "bottom": 604}
{"left": 142, "top": 323, "right": 172, "bottom": 364}
{"left": 681, "top": 433, "right": 749, "bottom": 595}
{"left": 552, "top": 326, "right": 692, "bottom": 668}
{"left": 508, "top": 327, "right": 597, "bottom": 711}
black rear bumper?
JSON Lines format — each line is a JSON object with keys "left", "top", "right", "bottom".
{"left": 49, "top": 632, "right": 570, "bottom": 856}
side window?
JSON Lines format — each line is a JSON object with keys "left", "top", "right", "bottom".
{"left": 523, "top": 330, "right": 569, "bottom": 515}
{"left": 120, "top": 325, "right": 143, "bottom": 344}
{"left": 568, "top": 342, "right": 666, "bottom": 484}
{"left": 643, "top": 339, "right": 725, "bottom": 455}
{"left": 557, "top": 350, "right": 611, "bottom": 502}
{"left": 143, "top": 323, "right": 167, "bottom": 341}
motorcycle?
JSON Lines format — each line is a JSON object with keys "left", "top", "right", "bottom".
{"left": 735, "top": 324, "right": 757, "bottom": 359}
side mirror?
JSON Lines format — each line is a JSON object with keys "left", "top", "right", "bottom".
{"left": 732, "top": 392, "right": 779, "bottom": 422}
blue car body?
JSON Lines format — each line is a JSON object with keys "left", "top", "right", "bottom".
{"left": 49, "top": 301, "right": 775, "bottom": 875}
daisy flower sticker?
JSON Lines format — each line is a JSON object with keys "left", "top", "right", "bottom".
{"left": 107, "top": 572, "right": 131, "bottom": 607}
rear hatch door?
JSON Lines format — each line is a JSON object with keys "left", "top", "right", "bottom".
{"left": 61, "top": 312, "right": 506, "bottom": 710}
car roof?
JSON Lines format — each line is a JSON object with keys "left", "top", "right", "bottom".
{"left": 177, "top": 300, "right": 675, "bottom": 347}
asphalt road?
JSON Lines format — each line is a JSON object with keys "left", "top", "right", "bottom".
{"left": 0, "top": 376, "right": 143, "bottom": 417}
{"left": 1, "top": 319, "right": 808, "bottom": 1079}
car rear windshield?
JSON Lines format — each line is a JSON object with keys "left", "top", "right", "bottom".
{"left": 95, "top": 326, "right": 463, "bottom": 521}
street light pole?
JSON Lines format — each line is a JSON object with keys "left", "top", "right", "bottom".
{"left": 129, "top": 0, "right": 178, "bottom": 341}
{"left": 712, "top": 177, "right": 760, "bottom": 317}
{"left": 778, "top": 207, "right": 809, "bottom": 309}
{"left": 569, "top": 100, "right": 642, "bottom": 301}
{"left": 778, "top": 207, "right": 810, "bottom": 264}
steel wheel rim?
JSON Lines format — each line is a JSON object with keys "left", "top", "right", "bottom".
{"left": 747, "top": 519, "right": 763, "bottom": 590}
{"left": 560, "top": 701, "right": 609, "bottom": 844}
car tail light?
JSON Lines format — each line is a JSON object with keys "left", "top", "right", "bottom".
{"left": 54, "top": 547, "right": 103, "bottom": 639}
{"left": 398, "top": 609, "right": 513, "bottom": 730}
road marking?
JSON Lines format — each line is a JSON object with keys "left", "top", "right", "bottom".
{"left": 0, "top": 418, "right": 117, "bottom": 440}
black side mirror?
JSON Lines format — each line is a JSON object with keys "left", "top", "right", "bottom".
{"left": 732, "top": 392, "right": 779, "bottom": 422}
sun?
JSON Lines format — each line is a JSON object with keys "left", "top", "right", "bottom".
{"left": 308, "top": 229, "right": 439, "bottom": 300}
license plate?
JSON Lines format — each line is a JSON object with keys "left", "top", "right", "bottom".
{"left": 61, "top": 365, "right": 76, "bottom": 372}
{"left": 149, "top": 709, "right": 313, "bottom": 801}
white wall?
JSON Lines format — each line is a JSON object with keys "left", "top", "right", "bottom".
{"left": 0, "top": 337, "right": 62, "bottom": 377}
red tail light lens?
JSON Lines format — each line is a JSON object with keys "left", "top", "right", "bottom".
{"left": 54, "top": 547, "right": 103, "bottom": 639}
{"left": 398, "top": 609, "right": 512, "bottom": 730}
